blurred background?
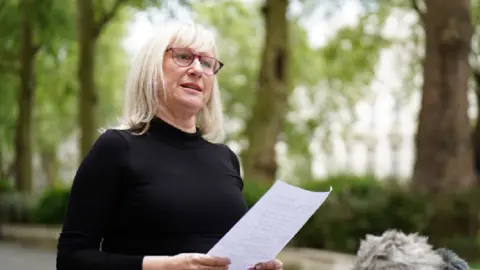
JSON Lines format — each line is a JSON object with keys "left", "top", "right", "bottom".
{"left": 0, "top": 0, "right": 479, "bottom": 269}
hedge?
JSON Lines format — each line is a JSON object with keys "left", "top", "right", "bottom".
{"left": 244, "top": 174, "right": 479, "bottom": 261}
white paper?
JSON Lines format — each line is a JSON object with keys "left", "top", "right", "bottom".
{"left": 207, "top": 180, "right": 332, "bottom": 270}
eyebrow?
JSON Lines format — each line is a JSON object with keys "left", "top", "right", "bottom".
{"left": 184, "top": 47, "right": 215, "bottom": 57}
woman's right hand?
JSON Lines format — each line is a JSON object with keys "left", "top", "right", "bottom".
{"left": 143, "top": 253, "right": 231, "bottom": 270}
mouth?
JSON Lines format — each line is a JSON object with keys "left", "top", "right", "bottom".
{"left": 180, "top": 83, "right": 202, "bottom": 92}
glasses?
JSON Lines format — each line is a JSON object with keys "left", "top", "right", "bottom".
{"left": 166, "top": 47, "right": 224, "bottom": 76}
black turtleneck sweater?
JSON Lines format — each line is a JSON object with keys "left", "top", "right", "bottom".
{"left": 56, "top": 117, "right": 249, "bottom": 270}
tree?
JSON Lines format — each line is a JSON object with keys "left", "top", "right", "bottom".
{"left": 194, "top": 0, "right": 391, "bottom": 183}
{"left": 467, "top": 0, "right": 480, "bottom": 180}
{"left": 76, "top": 0, "right": 173, "bottom": 161}
{"left": 240, "top": 0, "right": 291, "bottom": 184}
{"left": 0, "top": 0, "right": 73, "bottom": 193}
{"left": 0, "top": 0, "right": 20, "bottom": 184}
{"left": 14, "top": 0, "right": 41, "bottom": 193}
{"left": 76, "top": 0, "right": 120, "bottom": 161}
{"left": 35, "top": 10, "right": 129, "bottom": 187}
{"left": 0, "top": 0, "right": 131, "bottom": 190}
{"left": 412, "top": 0, "right": 476, "bottom": 193}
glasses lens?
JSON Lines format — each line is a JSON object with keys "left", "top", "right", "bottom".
{"left": 172, "top": 49, "right": 194, "bottom": 66}
{"left": 200, "top": 56, "right": 218, "bottom": 74}
{"left": 171, "top": 48, "right": 222, "bottom": 75}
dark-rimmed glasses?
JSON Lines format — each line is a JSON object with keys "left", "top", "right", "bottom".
{"left": 166, "top": 47, "right": 224, "bottom": 76}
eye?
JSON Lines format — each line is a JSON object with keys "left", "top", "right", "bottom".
{"left": 202, "top": 60, "right": 212, "bottom": 68}
{"left": 202, "top": 57, "right": 216, "bottom": 68}
{"left": 176, "top": 53, "right": 192, "bottom": 60}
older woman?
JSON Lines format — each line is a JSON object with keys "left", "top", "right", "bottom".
{"left": 56, "top": 22, "right": 283, "bottom": 270}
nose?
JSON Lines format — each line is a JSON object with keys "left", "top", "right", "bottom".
{"left": 188, "top": 58, "right": 203, "bottom": 77}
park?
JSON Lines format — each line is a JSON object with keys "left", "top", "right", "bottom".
{"left": 0, "top": 0, "right": 479, "bottom": 269}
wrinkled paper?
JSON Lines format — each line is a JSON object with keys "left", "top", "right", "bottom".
{"left": 207, "top": 180, "right": 332, "bottom": 270}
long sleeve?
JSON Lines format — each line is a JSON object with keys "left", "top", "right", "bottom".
{"left": 225, "top": 145, "right": 244, "bottom": 191}
{"left": 56, "top": 129, "right": 144, "bottom": 270}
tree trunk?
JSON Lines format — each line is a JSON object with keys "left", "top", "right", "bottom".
{"left": 412, "top": 0, "right": 475, "bottom": 193}
{"left": 77, "top": 0, "right": 97, "bottom": 161}
{"left": 76, "top": 0, "right": 124, "bottom": 161}
{"left": 40, "top": 147, "right": 58, "bottom": 188}
{"left": 472, "top": 72, "right": 480, "bottom": 181}
{"left": 241, "top": 0, "right": 291, "bottom": 185}
{"left": 14, "top": 0, "right": 36, "bottom": 194}
{"left": 0, "top": 144, "right": 5, "bottom": 180}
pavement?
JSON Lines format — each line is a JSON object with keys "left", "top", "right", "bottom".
{"left": 0, "top": 241, "right": 56, "bottom": 270}
{"left": 0, "top": 239, "right": 356, "bottom": 270}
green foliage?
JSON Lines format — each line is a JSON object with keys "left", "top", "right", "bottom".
{"left": 302, "top": 173, "right": 382, "bottom": 194}
{"left": 0, "top": 73, "right": 17, "bottom": 160}
{"left": 0, "top": 1, "right": 20, "bottom": 173}
{"left": 193, "top": 0, "right": 393, "bottom": 182}
{"left": 243, "top": 175, "right": 480, "bottom": 261}
{"left": 473, "top": 0, "right": 480, "bottom": 26}
{"left": 35, "top": 42, "right": 78, "bottom": 151}
{"left": 0, "top": 0, "right": 134, "bottom": 181}
{"left": 242, "top": 179, "right": 272, "bottom": 208}
{"left": 0, "top": 186, "right": 69, "bottom": 225}
{"left": 34, "top": 0, "right": 75, "bottom": 45}
{"left": 95, "top": 8, "right": 132, "bottom": 125}
{"left": 319, "top": 13, "right": 390, "bottom": 94}
{"left": 0, "top": 1, "right": 20, "bottom": 64}
{"left": 192, "top": 0, "right": 262, "bottom": 128}
{"left": 0, "top": 178, "right": 14, "bottom": 193}
{"left": 0, "top": 192, "right": 36, "bottom": 224}
{"left": 31, "top": 186, "right": 70, "bottom": 224}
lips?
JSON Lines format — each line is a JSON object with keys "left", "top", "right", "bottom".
{"left": 180, "top": 83, "right": 202, "bottom": 92}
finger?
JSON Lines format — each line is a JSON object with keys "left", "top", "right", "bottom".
{"left": 255, "top": 259, "right": 283, "bottom": 270}
{"left": 193, "top": 254, "right": 231, "bottom": 267}
{"left": 274, "top": 259, "right": 283, "bottom": 269}
{"left": 197, "top": 266, "right": 229, "bottom": 270}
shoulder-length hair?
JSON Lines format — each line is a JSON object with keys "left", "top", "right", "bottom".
{"left": 114, "top": 21, "right": 225, "bottom": 143}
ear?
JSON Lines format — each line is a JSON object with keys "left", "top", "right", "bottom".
{"left": 435, "top": 248, "right": 469, "bottom": 270}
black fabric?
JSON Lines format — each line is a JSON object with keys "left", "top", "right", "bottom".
{"left": 56, "top": 117, "right": 248, "bottom": 270}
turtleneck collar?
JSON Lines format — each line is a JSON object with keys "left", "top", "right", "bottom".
{"left": 147, "top": 116, "right": 204, "bottom": 147}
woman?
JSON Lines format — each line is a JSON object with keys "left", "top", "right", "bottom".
{"left": 56, "top": 21, "right": 283, "bottom": 270}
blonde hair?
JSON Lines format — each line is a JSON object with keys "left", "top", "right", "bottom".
{"left": 114, "top": 21, "right": 225, "bottom": 143}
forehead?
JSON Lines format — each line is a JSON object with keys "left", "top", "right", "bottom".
{"left": 168, "top": 25, "right": 216, "bottom": 56}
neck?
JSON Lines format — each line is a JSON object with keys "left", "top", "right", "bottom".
{"left": 155, "top": 106, "right": 196, "bottom": 133}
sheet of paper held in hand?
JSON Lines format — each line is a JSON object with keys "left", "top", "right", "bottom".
{"left": 207, "top": 180, "right": 332, "bottom": 270}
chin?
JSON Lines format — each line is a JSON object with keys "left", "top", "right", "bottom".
{"left": 178, "top": 100, "right": 205, "bottom": 114}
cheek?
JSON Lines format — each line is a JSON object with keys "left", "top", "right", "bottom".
{"left": 163, "top": 61, "right": 182, "bottom": 86}
{"left": 163, "top": 73, "right": 181, "bottom": 97}
{"left": 204, "top": 79, "right": 214, "bottom": 97}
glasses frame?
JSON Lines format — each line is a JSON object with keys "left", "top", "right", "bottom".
{"left": 166, "top": 47, "right": 224, "bottom": 76}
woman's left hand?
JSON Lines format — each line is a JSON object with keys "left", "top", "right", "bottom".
{"left": 248, "top": 259, "right": 283, "bottom": 270}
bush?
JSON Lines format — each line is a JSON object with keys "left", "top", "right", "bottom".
{"left": 242, "top": 180, "right": 272, "bottom": 208}
{"left": 243, "top": 175, "right": 480, "bottom": 261}
{"left": 31, "top": 186, "right": 70, "bottom": 225}
{"left": 0, "top": 192, "right": 36, "bottom": 224}
{"left": 4, "top": 174, "right": 478, "bottom": 262}
{"left": 0, "top": 178, "right": 14, "bottom": 193}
